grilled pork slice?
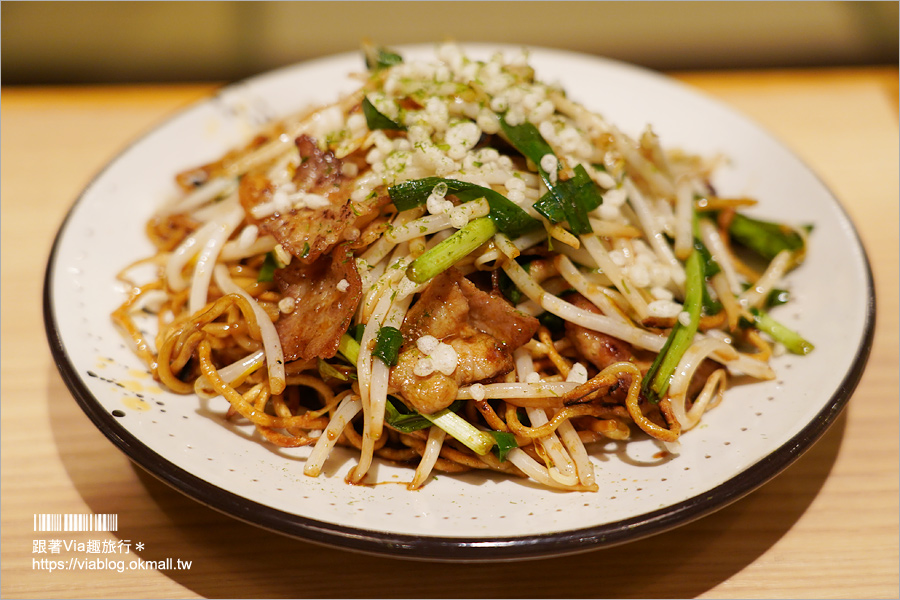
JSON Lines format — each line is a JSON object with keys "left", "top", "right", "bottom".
{"left": 562, "top": 293, "right": 649, "bottom": 404}
{"left": 389, "top": 330, "right": 513, "bottom": 415}
{"left": 389, "top": 269, "right": 539, "bottom": 414}
{"left": 274, "top": 244, "right": 361, "bottom": 362}
{"left": 402, "top": 268, "right": 538, "bottom": 350}
{"left": 240, "top": 135, "right": 387, "bottom": 264}
{"left": 564, "top": 294, "right": 652, "bottom": 371}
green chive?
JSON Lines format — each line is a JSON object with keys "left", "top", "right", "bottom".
{"left": 407, "top": 217, "right": 498, "bottom": 284}
{"left": 489, "top": 431, "right": 518, "bottom": 462}
{"left": 257, "top": 251, "right": 284, "bottom": 282}
{"left": 728, "top": 212, "right": 806, "bottom": 262}
{"left": 421, "top": 409, "right": 495, "bottom": 455}
{"left": 317, "top": 358, "right": 349, "bottom": 382}
{"left": 364, "top": 46, "right": 403, "bottom": 71}
{"left": 751, "top": 308, "right": 814, "bottom": 355}
{"left": 338, "top": 333, "right": 361, "bottom": 365}
{"left": 500, "top": 117, "right": 601, "bottom": 235}
{"left": 362, "top": 96, "right": 406, "bottom": 131}
{"left": 388, "top": 177, "right": 539, "bottom": 238}
{"left": 642, "top": 249, "right": 704, "bottom": 403}
{"left": 372, "top": 326, "right": 403, "bottom": 366}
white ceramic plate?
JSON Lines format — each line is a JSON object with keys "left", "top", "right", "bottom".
{"left": 44, "top": 45, "right": 874, "bottom": 561}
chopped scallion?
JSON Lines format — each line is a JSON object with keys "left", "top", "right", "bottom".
{"left": 257, "top": 251, "right": 284, "bottom": 283}
{"left": 532, "top": 164, "right": 603, "bottom": 235}
{"left": 750, "top": 308, "right": 814, "bottom": 355}
{"left": 384, "top": 396, "right": 462, "bottom": 433}
{"left": 384, "top": 397, "right": 509, "bottom": 458}
{"left": 388, "top": 177, "right": 539, "bottom": 238}
{"left": 372, "top": 326, "right": 403, "bottom": 366}
{"left": 693, "top": 237, "right": 723, "bottom": 315}
{"left": 317, "top": 358, "right": 349, "bottom": 382}
{"left": 407, "top": 217, "right": 497, "bottom": 284}
{"left": 728, "top": 212, "right": 806, "bottom": 262}
{"left": 500, "top": 118, "right": 601, "bottom": 235}
{"left": 338, "top": 332, "right": 361, "bottom": 365}
{"left": 765, "top": 288, "right": 791, "bottom": 308}
{"left": 364, "top": 45, "right": 403, "bottom": 71}
{"left": 362, "top": 96, "right": 406, "bottom": 131}
{"left": 421, "top": 408, "right": 495, "bottom": 455}
{"left": 489, "top": 431, "right": 518, "bottom": 462}
{"left": 642, "top": 249, "right": 704, "bottom": 403}
{"left": 499, "top": 116, "right": 555, "bottom": 168}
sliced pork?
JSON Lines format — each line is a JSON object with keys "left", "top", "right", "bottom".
{"left": 402, "top": 268, "right": 538, "bottom": 349}
{"left": 273, "top": 244, "right": 362, "bottom": 362}
{"left": 240, "top": 135, "right": 388, "bottom": 264}
{"left": 389, "top": 331, "right": 513, "bottom": 415}
{"left": 564, "top": 294, "right": 652, "bottom": 372}
{"left": 389, "top": 268, "right": 539, "bottom": 414}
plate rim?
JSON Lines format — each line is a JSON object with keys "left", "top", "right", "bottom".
{"left": 42, "top": 46, "right": 877, "bottom": 561}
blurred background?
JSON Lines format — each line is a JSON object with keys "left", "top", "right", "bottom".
{"left": 2, "top": 1, "right": 897, "bottom": 86}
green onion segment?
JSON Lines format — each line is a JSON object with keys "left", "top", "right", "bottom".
{"left": 388, "top": 177, "right": 539, "bottom": 238}
{"left": 750, "top": 308, "right": 815, "bottom": 355}
{"left": 407, "top": 217, "right": 498, "bottom": 284}
{"left": 728, "top": 212, "right": 806, "bottom": 261}
{"left": 338, "top": 333, "right": 361, "bottom": 365}
{"left": 500, "top": 117, "right": 602, "bottom": 235}
{"left": 257, "top": 251, "right": 284, "bottom": 283}
{"left": 489, "top": 430, "right": 518, "bottom": 462}
{"left": 420, "top": 408, "right": 496, "bottom": 455}
{"left": 384, "top": 397, "right": 513, "bottom": 458}
{"left": 372, "top": 326, "right": 403, "bottom": 366}
{"left": 364, "top": 45, "right": 403, "bottom": 71}
{"left": 361, "top": 96, "right": 406, "bottom": 131}
{"left": 316, "top": 358, "right": 349, "bottom": 382}
{"left": 642, "top": 249, "right": 704, "bottom": 403}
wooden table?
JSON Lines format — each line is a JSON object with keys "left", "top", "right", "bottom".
{"left": 2, "top": 67, "right": 897, "bottom": 599}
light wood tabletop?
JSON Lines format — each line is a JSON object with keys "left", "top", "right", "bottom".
{"left": 2, "top": 66, "right": 897, "bottom": 599}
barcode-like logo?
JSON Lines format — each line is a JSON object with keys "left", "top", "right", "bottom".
{"left": 33, "top": 514, "right": 118, "bottom": 532}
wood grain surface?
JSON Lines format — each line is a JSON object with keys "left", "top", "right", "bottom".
{"left": 2, "top": 67, "right": 897, "bottom": 599}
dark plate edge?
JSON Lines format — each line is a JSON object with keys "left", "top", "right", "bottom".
{"left": 40, "top": 48, "right": 877, "bottom": 562}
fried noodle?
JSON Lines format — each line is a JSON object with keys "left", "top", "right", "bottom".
{"left": 112, "top": 43, "right": 812, "bottom": 491}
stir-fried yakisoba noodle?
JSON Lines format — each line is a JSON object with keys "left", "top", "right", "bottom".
{"left": 113, "top": 43, "right": 814, "bottom": 492}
